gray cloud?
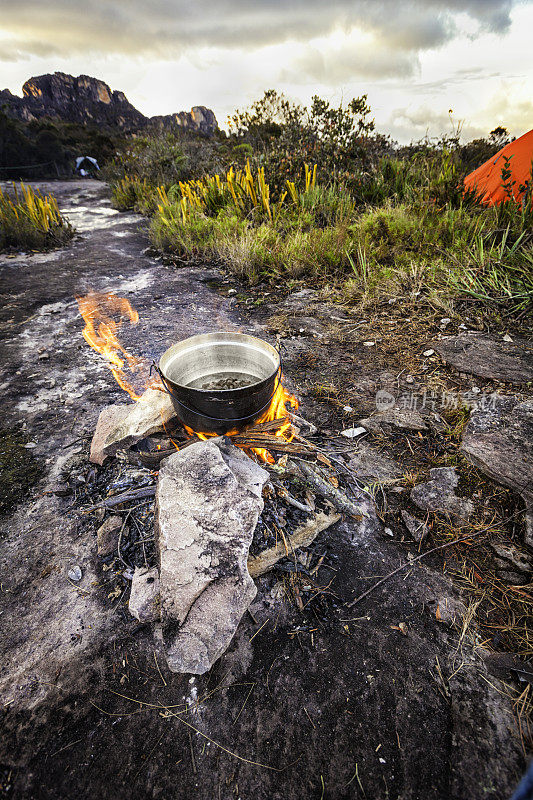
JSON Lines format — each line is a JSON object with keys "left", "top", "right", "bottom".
{"left": 281, "top": 43, "right": 418, "bottom": 84}
{"left": 0, "top": 0, "right": 519, "bottom": 61}
{"left": 0, "top": 39, "right": 59, "bottom": 62}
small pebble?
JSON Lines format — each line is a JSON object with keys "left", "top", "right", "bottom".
{"left": 363, "top": 341, "right": 375, "bottom": 347}
{"left": 68, "top": 566, "right": 82, "bottom": 582}
{"left": 384, "top": 527, "right": 394, "bottom": 537}
{"left": 440, "top": 317, "right": 451, "bottom": 327}
{"left": 503, "top": 333, "right": 513, "bottom": 342}
{"left": 341, "top": 427, "right": 366, "bottom": 439}
{"left": 342, "top": 405, "right": 354, "bottom": 412}
{"left": 423, "top": 349, "right": 435, "bottom": 357}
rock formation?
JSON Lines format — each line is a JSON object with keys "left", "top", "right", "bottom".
{"left": 0, "top": 72, "right": 218, "bottom": 135}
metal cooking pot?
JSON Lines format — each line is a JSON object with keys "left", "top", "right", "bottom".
{"left": 156, "top": 332, "right": 281, "bottom": 435}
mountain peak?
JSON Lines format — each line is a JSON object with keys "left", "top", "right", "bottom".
{"left": 1, "top": 72, "right": 218, "bottom": 135}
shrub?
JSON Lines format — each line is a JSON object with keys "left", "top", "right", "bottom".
{"left": 0, "top": 182, "right": 75, "bottom": 251}
{"left": 111, "top": 175, "right": 159, "bottom": 214}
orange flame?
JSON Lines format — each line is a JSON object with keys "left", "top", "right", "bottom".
{"left": 184, "top": 376, "right": 298, "bottom": 463}
{"left": 76, "top": 291, "right": 159, "bottom": 401}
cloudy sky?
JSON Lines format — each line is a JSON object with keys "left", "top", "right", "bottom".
{"left": 1, "top": 0, "right": 532, "bottom": 143}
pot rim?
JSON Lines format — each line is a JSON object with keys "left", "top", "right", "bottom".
{"left": 158, "top": 331, "right": 280, "bottom": 394}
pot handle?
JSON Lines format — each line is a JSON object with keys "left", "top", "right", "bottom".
{"left": 150, "top": 361, "right": 286, "bottom": 424}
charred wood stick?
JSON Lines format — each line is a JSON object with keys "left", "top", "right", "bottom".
{"left": 234, "top": 438, "right": 313, "bottom": 453}
{"left": 281, "top": 459, "right": 366, "bottom": 518}
{"left": 271, "top": 481, "right": 314, "bottom": 513}
{"left": 137, "top": 448, "right": 176, "bottom": 467}
{"left": 248, "top": 511, "right": 341, "bottom": 577}
{"left": 85, "top": 486, "right": 156, "bottom": 511}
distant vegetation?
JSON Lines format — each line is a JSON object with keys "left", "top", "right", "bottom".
{"left": 104, "top": 91, "right": 531, "bottom": 316}
{"left": 3, "top": 91, "right": 531, "bottom": 315}
{"left": 0, "top": 108, "right": 119, "bottom": 179}
{"left": 0, "top": 182, "right": 74, "bottom": 251}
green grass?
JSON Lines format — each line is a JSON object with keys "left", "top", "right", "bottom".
{"left": 107, "top": 140, "right": 533, "bottom": 316}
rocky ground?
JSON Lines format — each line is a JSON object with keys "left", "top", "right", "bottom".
{"left": 0, "top": 180, "right": 531, "bottom": 800}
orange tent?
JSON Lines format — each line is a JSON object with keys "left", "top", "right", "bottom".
{"left": 464, "top": 129, "right": 533, "bottom": 206}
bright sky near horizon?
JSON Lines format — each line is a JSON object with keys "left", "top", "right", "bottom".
{"left": 0, "top": 0, "right": 532, "bottom": 143}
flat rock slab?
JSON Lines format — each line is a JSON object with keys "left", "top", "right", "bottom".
{"left": 433, "top": 334, "right": 533, "bottom": 384}
{"left": 358, "top": 408, "right": 428, "bottom": 434}
{"left": 90, "top": 388, "right": 176, "bottom": 465}
{"left": 411, "top": 466, "right": 474, "bottom": 525}
{"left": 156, "top": 438, "right": 268, "bottom": 674}
{"left": 461, "top": 397, "right": 533, "bottom": 503}
{"left": 345, "top": 443, "right": 403, "bottom": 482}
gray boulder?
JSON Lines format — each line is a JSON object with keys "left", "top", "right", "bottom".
{"left": 90, "top": 388, "right": 175, "bottom": 465}
{"left": 461, "top": 397, "right": 533, "bottom": 546}
{"left": 461, "top": 397, "right": 532, "bottom": 500}
{"left": 156, "top": 438, "right": 268, "bottom": 674}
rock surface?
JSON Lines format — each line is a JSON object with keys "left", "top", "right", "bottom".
{"left": 433, "top": 333, "right": 533, "bottom": 384}
{"left": 358, "top": 408, "right": 428, "bottom": 434}
{"left": 461, "top": 397, "right": 533, "bottom": 526}
{"left": 129, "top": 567, "right": 160, "bottom": 623}
{"left": 156, "top": 438, "right": 268, "bottom": 674}
{"left": 90, "top": 388, "right": 175, "bottom": 465}
{"left": 0, "top": 72, "right": 218, "bottom": 134}
{"left": 411, "top": 467, "right": 474, "bottom": 524}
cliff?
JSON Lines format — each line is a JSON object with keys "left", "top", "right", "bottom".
{"left": 0, "top": 72, "right": 218, "bottom": 136}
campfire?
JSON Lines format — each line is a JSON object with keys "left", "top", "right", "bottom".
{"left": 76, "top": 291, "right": 367, "bottom": 675}
{"left": 76, "top": 291, "right": 301, "bottom": 462}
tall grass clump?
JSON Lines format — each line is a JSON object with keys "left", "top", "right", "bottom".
{"left": 0, "top": 182, "right": 75, "bottom": 252}
{"left": 150, "top": 160, "right": 357, "bottom": 282}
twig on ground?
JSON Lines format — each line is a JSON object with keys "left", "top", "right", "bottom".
{"left": 284, "top": 458, "right": 365, "bottom": 518}
{"left": 346, "top": 518, "right": 516, "bottom": 609}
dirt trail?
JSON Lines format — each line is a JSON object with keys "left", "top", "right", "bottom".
{"left": 0, "top": 182, "right": 524, "bottom": 800}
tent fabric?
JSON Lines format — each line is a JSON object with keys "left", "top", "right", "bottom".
{"left": 75, "top": 156, "right": 99, "bottom": 170}
{"left": 464, "top": 129, "right": 533, "bottom": 206}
